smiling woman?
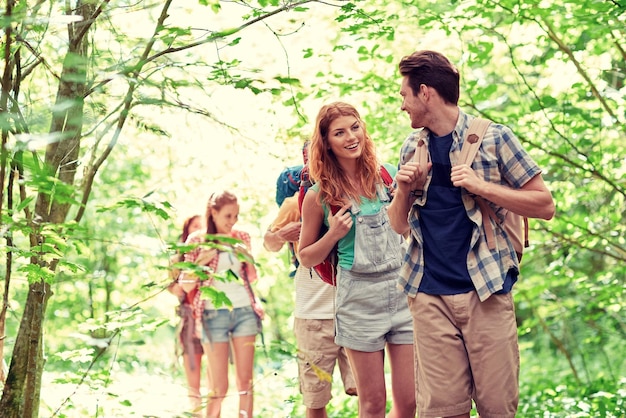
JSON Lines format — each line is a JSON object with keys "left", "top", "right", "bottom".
{"left": 177, "top": 190, "right": 263, "bottom": 418}
{"left": 327, "top": 116, "right": 365, "bottom": 159}
{"left": 298, "top": 101, "right": 416, "bottom": 418}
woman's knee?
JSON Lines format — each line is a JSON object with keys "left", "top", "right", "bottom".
{"left": 208, "top": 378, "right": 230, "bottom": 395}
{"left": 392, "top": 401, "right": 416, "bottom": 418}
{"left": 235, "top": 375, "right": 253, "bottom": 391}
{"left": 360, "top": 393, "right": 387, "bottom": 415}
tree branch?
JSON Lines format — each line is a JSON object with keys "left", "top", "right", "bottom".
{"left": 69, "top": 0, "right": 112, "bottom": 50}
{"left": 83, "top": 0, "right": 347, "bottom": 97}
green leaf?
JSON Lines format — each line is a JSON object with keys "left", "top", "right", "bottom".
{"left": 274, "top": 76, "right": 301, "bottom": 86}
{"left": 16, "top": 196, "right": 35, "bottom": 212}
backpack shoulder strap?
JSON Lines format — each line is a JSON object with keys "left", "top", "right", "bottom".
{"left": 462, "top": 117, "right": 529, "bottom": 259}
{"left": 458, "top": 117, "right": 491, "bottom": 165}
{"left": 461, "top": 117, "right": 496, "bottom": 248}
{"left": 379, "top": 165, "right": 393, "bottom": 186}
{"left": 413, "top": 130, "right": 429, "bottom": 166}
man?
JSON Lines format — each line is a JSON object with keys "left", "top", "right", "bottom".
{"left": 387, "top": 50, "right": 555, "bottom": 418}
{"left": 264, "top": 164, "right": 356, "bottom": 418}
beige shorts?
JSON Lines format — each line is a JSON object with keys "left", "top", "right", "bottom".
{"left": 294, "top": 318, "right": 357, "bottom": 409}
{"left": 408, "top": 292, "right": 519, "bottom": 418}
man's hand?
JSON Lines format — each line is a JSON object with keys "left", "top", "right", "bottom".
{"left": 388, "top": 160, "right": 431, "bottom": 235}
{"left": 451, "top": 164, "right": 483, "bottom": 195}
{"left": 277, "top": 221, "right": 301, "bottom": 243}
{"left": 396, "top": 161, "right": 432, "bottom": 195}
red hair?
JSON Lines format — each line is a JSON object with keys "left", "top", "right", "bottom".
{"left": 309, "top": 102, "right": 381, "bottom": 207}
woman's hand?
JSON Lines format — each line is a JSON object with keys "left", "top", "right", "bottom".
{"left": 178, "top": 273, "right": 198, "bottom": 293}
{"left": 327, "top": 204, "right": 353, "bottom": 240}
{"left": 195, "top": 248, "right": 218, "bottom": 266}
{"left": 167, "top": 281, "right": 186, "bottom": 301}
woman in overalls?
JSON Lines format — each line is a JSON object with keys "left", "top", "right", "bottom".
{"left": 299, "top": 102, "right": 416, "bottom": 418}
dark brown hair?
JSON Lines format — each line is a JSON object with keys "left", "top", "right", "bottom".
{"left": 399, "top": 50, "right": 460, "bottom": 105}
{"left": 180, "top": 214, "right": 202, "bottom": 243}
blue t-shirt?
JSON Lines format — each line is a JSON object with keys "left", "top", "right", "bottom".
{"left": 418, "top": 132, "right": 475, "bottom": 294}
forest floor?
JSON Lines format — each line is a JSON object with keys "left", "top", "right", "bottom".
{"left": 42, "top": 370, "right": 196, "bottom": 417}
{"left": 39, "top": 360, "right": 314, "bottom": 417}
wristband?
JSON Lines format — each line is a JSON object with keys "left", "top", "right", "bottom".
{"left": 410, "top": 189, "right": 424, "bottom": 198}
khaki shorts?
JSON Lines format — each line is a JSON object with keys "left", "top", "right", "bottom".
{"left": 408, "top": 292, "right": 519, "bottom": 418}
{"left": 294, "top": 318, "right": 357, "bottom": 409}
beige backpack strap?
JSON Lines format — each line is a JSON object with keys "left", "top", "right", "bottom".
{"left": 458, "top": 117, "right": 491, "bottom": 165}
{"left": 461, "top": 117, "right": 529, "bottom": 261}
{"left": 460, "top": 117, "right": 496, "bottom": 249}
{"left": 413, "top": 129, "right": 429, "bottom": 166}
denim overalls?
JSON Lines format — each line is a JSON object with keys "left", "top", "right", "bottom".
{"left": 333, "top": 184, "right": 414, "bottom": 352}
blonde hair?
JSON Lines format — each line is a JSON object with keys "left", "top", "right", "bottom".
{"left": 309, "top": 102, "right": 381, "bottom": 207}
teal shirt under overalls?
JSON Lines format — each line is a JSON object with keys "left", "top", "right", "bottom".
{"left": 311, "top": 163, "right": 400, "bottom": 272}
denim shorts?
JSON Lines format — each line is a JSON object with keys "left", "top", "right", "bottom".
{"left": 201, "top": 306, "right": 260, "bottom": 344}
{"left": 334, "top": 268, "right": 413, "bottom": 352}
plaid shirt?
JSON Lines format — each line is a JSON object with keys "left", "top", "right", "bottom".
{"left": 399, "top": 110, "right": 542, "bottom": 301}
{"left": 184, "top": 230, "right": 262, "bottom": 319}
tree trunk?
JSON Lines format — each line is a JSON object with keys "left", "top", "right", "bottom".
{"left": 0, "top": 0, "right": 17, "bottom": 388}
{"left": 0, "top": 281, "right": 50, "bottom": 417}
{"left": 0, "top": 2, "right": 91, "bottom": 414}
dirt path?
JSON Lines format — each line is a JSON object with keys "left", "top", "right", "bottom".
{"left": 40, "top": 363, "right": 302, "bottom": 417}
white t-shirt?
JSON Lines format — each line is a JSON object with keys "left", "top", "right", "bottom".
{"left": 294, "top": 264, "right": 335, "bottom": 319}
{"left": 269, "top": 195, "right": 336, "bottom": 319}
{"left": 204, "top": 251, "right": 250, "bottom": 309}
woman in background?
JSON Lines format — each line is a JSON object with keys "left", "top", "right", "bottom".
{"left": 180, "top": 191, "right": 263, "bottom": 418}
{"left": 168, "top": 214, "right": 205, "bottom": 415}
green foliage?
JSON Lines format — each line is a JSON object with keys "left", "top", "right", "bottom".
{"left": 96, "top": 193, "right": 173, "bottom": 221}
{"left": 1, "top": 0, "right": 625, "bottom": 416}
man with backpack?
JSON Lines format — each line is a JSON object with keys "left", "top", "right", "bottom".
{"left": 263, "top": 143, "right": 356, "bottom": 418}
{"left": 387, "top": 50, "right": 555, "bottom": 418}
